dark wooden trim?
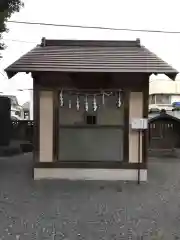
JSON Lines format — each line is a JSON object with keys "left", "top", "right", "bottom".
{"left": 123, "top": 90, "right": 129, "bottom": 162}
{"left": 53, "top": 89, "right": 59, "bottom": 161}
{"left": 36, "top": 72, "right": 151, "bottom": 91}
{"left": 34, "top": 161, "right": 147, "bottom": 169}
{"left": 34, "top": 86, "right": 55, "bottom": 91}
{"left": 33, "top": 78, "right": 40, "bottom": 162}
{"left": 142, "top": 80, "right": 149, "bottom": 164}
{"left": 59, "top": 124, "right": 124, "bottom": 129}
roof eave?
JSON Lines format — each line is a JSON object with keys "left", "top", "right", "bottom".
{"left": 153, "top": 72, "right": 178, "bottom": 80}
{"left": 5, "top": 68, "right": 31, "bottom": 79}
{"left": 5, "top": 69, "right": 179, "bottom": 80}
{"left": 165, "top": 72, "right": 178, "bottom": 80}
{"left": 5, "top": 71, "right": 16, "bottom": 79}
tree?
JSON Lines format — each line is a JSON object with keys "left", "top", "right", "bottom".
{"left": 0, "top": 0, "right": 24, "bottom": 50}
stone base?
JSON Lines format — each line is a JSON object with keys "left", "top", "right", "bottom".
{"left": 34, "top": 168, "right": 147, "bottom": 181}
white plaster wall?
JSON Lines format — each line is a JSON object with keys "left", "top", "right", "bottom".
{"left": 29, "top": 90, "right": 33, "bottom": 120}
{"left": 34, "top": 168, "right": 147, "bottom": 181}
{"left": 129, "top": 92, "right": 143, "bottom": 163}
{"left": 39, "top": 91, "right": 53, "bottom": 162}
{"left": 150, "top": 79, "right": 180, "bottom": 95}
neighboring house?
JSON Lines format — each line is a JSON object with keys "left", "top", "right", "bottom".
{"left": 5, "top": 38, "right": 178, "bottom": 182}
{"left": 22, "top": 101, "right": 30, "bottom": 119}
{"left": 0, "top": 96, "right": 11, "bottom": 146}
{"left": 0, "top": 94, "right": 24, "bottom": 120}
{"left": 148, "top": 110, "right": 180, "bottom": 151}
{"left": 149, "top": 75, "right": 180, "bottom": 111}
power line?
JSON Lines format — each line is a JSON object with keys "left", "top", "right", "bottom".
{"left": 7, "top": 20, "right": 180, "bottom": 34}
{"left": 0, "top": 71, "right": 7, "bottom": 79}
{"left": 3, "top": 38, "right": 37, "bottom": 44}
{"left": 17, "top": 89, "right": 33, "bottom": 91}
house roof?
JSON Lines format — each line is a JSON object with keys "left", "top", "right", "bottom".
{"left": 5, "top": 38, "right": 178, "bottom": 79}
{"left": 22, "top": 101, "right": 30, "bottom": 110}
{"left": 148, "top": 111, "right": 180, "bottom": 123}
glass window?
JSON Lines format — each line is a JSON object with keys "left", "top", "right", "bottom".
{"left": 86, "top": 115, "right": 97, "bottom": 125}
{"left": 149, "top": 95, "right": 156, "bottom": 104}
{"left": 155, "top": 94, "right": 171, "bottom": 104}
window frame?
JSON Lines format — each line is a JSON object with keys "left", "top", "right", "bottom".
{"left": 155, "top": 94, "right": 171, "bottom": 105}
{"left": 84, "top": 112, "right": 97, "bottom": 125}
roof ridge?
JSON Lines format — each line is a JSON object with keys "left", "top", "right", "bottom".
{"left": 40, "top": 38, "right": 141, "bottom": 48}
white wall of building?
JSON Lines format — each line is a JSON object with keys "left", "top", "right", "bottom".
{"left": 149, "top": 79, "right": 180, "bottom": 95}
{"left": 149, "top": 74, "right": 180, "bottom": 110}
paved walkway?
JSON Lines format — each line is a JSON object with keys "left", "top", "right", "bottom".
{"left": 0, "top": 154, "right": 180, "bottom": 239}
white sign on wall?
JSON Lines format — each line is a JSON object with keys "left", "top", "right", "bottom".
{"left": 131, "top": 118, "right": 148, "bottom": 130}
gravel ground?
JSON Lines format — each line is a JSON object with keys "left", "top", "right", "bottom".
{"left": 0, "top": 154, "right": 180, "bottom": 240}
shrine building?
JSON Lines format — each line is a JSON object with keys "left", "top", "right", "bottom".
{"left": 5, "top": 38, "right": 178, "bottom": 181}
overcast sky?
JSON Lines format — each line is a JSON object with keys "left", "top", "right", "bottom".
{"left": 0, "top": 0, "right": 180, "bottom": 104}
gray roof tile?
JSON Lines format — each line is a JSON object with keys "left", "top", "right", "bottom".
{"left": 5, "top": 38, "right": 178, "bottom": 78}
{"left": 149, "top": 111, "right": 180, "bottom": 121}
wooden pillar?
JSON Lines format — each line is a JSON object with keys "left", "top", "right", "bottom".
{"left": 123, "top": 90, "right": 130, "bottom": 162}
{"left": 142, "top": 81, "right": 149, "bottom": 165}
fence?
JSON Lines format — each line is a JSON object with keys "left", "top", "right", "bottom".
{"left": 11, "top": 120, "right": 34, "bottom": 143}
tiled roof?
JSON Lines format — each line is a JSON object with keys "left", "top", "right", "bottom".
{"left": 5, "top": 38, "right": 178, "bottom": 78}
{"left": 149, "top": 111, "right": 180, "bottom": 122}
